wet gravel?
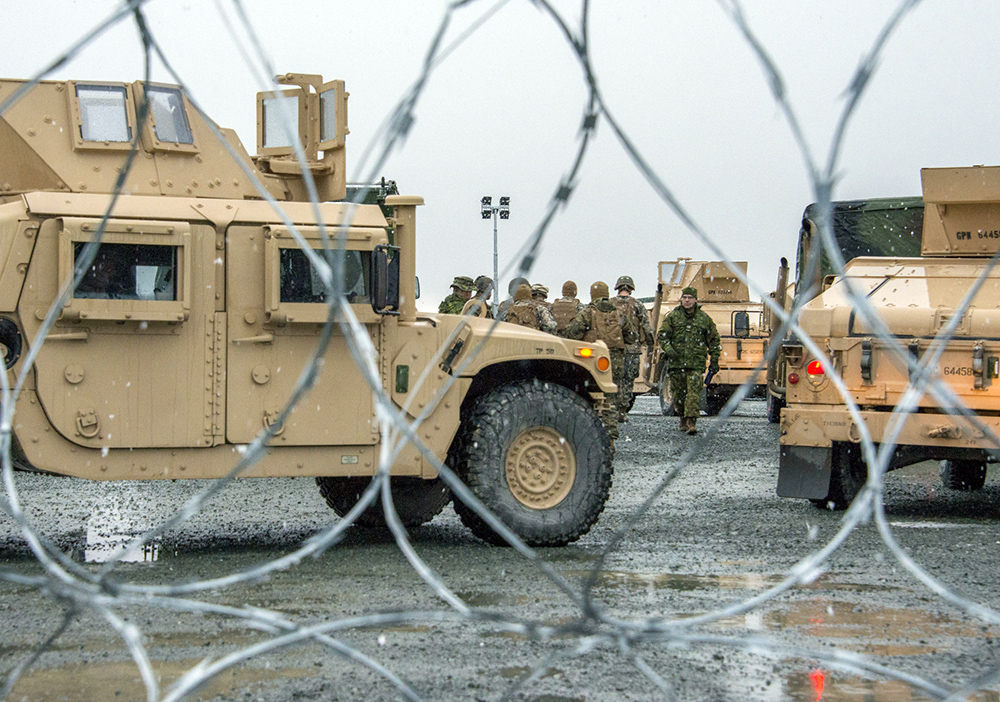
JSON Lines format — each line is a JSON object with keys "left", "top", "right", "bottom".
{"left": 3, "top": 396, "right": 1000, "bottom": 701}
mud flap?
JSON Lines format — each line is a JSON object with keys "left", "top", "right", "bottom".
{"left": 777, "top": 445, "right": 832, "bottom": 499}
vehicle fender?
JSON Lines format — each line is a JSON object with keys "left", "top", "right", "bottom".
{"left": 777, "top": 445, "right": 832, "bottom": 499}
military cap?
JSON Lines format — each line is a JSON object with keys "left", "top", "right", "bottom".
{"left": 590, "top": 281, "right": 610, "bottom": 301}
{"left": 474, "top": 275, "right": 493, "bottom": 294}
{"left": 562, "top": 280, "right": 577, "bottom": 297}
{"left": 531, "top": 284, "right": 549, "bottom": 299}
{"left": 681, "top": 286, "right": 698, "bottom": 297}
{"left": 514, "top": 283, "right": 532, "bottom": 302}
{"left": 615, "top": 275, "right": 635, "bottom": 291}
{"left": 450, "top": 275, "right": 476, "bottom": 292}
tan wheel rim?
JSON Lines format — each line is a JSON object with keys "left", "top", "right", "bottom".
{"left": 505, "top": 426, "right": 576, "bottom": 509}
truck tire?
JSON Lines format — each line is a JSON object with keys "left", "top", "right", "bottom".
{"left": 705, "top": 388, "right": 732, "bottom": 416}
{"left": 938, "top": 460, "right": 987, "bottom": 491}
{"left": 315, "top": 476, "right": 451, "bottom": 528}
{"left": 453, "top": 380, "right": 613, "bottom": 546}
{"left": 766, "top": 393, "right": 784, "bottom": 424}
{"left": 658, "top": 366, "right": 676, "bottom": 416}
{"left": 810, "top": 441, "right": 866, "bottom": 510}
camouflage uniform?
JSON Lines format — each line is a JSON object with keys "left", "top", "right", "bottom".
{"left": 611, "top": 276, "right": 654, "bottom": 422}
{"left": 531, "top": 284, "right": 551, "bottom": 309}
{"left": 499, "top": 284, "right": 558, "bottom": 334}
{"left": 461, "top": 275, "right": 494, "bottom": 318}
{"left": 657, "top": 287, "right": 721, "bottom": 433}
{"left": 562, "top": 281, "right": 631, "bottom": 439}
{"left": 438, "top": 275, "right": 476, "bottom": 314}
{"left": 496, "top": 277, "right": 529, "bottom": 321}
{"left": 550, "top": 280, "right": 583, "bottom": 336}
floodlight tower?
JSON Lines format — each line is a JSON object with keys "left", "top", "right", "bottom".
{"left": 480, "top": 195, "right": 510, "bottom": 317}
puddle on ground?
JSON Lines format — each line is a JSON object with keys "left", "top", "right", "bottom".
{"left": 454, "top": 590, "right": 536, "bottom": 607}
{"left": 83, "top": 485, "right": 160, "bottom": 563}
{"left": 5, "top": 659, "right": 313, "bottom": 702}
{"left": 565, "top": 569, "right": 892, "bottom": 595}
{"left": 785, "top": 669, "right": 1000, "bottom": 701}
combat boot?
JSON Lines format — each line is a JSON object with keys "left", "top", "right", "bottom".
{"left": 679, "top": 417, "right": 688, "bottom": 432}
{"left": 685, "top": 418, "right": 697, "bottom": 435}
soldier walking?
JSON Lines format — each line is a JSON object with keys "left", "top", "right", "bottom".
{"left": 562, "top": 281, "right": 631, "bottom": 439}
{"left": 657, "top": 286, "right": 721, "bottom": 435}
{"left": 611, "top": 275, "right": 654, "bottom": 423}
{"left": 438, "top": 276, "right": 476, "bottom": 314}
{"left": 550, "top": 280, "right": 583, "bottom": 335}
{"left": 499, "top": 283, "right": 557, "bottom": 334}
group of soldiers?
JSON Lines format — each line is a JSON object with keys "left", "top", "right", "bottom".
{"left": 439, "top": 274, "right": 720, "bottom": 437}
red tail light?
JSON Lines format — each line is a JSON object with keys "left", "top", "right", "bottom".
{"left": 806, "top": 360, "right": 825, "bottom": 375}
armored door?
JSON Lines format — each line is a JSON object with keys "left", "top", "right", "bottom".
{"left": 225, "top": 224, "right": 379, "bottom": 446}
{"left": 23, "top": 216, "right": 220, "bottom": 449}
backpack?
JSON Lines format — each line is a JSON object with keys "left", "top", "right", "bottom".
{"left": 551, "top": 298, "right": 579, "bottom": 332}
{"left": 506, "top": 302, "right": 538, "bottom": 329}
{"left": 585, "top": 306, "right": 624, "bottom": 350}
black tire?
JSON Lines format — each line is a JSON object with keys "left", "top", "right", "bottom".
{"left": 658, "top": 366, "right": 676, "bottom": 416}
{"left": 810, "top": 441, "right": 866, "bottom": 510}
{"left": 453, "top": 380, "right": 613, "bottom": 547}
{"left": 705, "top": 388, "right": 732, "bottom": 416}
{"left": 766, "top": 392, "right": 784, "bottom": 424}
{"left": 315, "top": 476, "right": 451, "bottom": 528}
{"left": 939, "top": 460, "right": 987, "bottom": 491}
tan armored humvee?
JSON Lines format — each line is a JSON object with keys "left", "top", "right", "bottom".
{"left": 778, "top": 166, "right": 1000, "bottom": 508}
{"left": 0, "top": 74, "right": 618, "bottom": 546}
{"left": 637, "top": 259, "right": 767, "bottom": 415}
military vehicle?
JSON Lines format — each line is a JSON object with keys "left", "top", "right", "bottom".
{"left": 637, "top": 259, "right": 768, "bottom": 415}
{"left": 765, "top": 197, "right": 925, "bottom": 423}
{"left": 0, "top": 74, "right": 618, "bottom": 546}
{"left": 777, "top": 166, "right": 1000, "bottom": 509}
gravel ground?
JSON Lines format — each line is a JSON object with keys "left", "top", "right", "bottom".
{"left": 3, "top": 395, "right": 1000, "bottom": 701}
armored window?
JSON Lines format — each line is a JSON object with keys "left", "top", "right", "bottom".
{"left": 261, "top": 94, "right": 300, "bottom": 150}
{"left": 319, "top": 82, "right": 345, "bottom": 146}
{"left": 147, "top": 85, "right": 193, "bottom": 145}
{"left": 279, "top": 248, "right": 370, "bottom": 304}
{"left": 74, "top": 243, "right": 177, "bottom": 301}
{"left": 76, "top": 85, "right": 131, "bottom": 142}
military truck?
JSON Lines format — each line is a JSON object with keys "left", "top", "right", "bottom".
{"left": 637, "top": 259, "right": 768, "bottom": 415}
{"left": 0, "top": 74, "right": 618, "bottom": 546}
{"left": 777, "top": 166, "right": 1000, "bottom": 509}
{"left": 765, "top": 197, "right": 925, "bottom": 423}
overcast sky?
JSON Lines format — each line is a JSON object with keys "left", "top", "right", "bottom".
{"left": 4, "top": 1, "right": 999, "bottom": 309}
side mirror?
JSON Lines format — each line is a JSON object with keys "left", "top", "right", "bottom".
{"left": 371, "top": 245, "right": 400, "bottom": 314}
{"left": 733, "top": 311, "right": 750, "bottom": 338}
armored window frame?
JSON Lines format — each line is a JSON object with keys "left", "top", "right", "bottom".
{"left": 69, "top": 82, "right": 138, "bottom": 152}
{"left": 133, "top": 81, "right": 199, "bottom": 154}
{"left": 318, "top": 79, "right": 347, "bottom": 151}
{"left": 263, "top": 225, "right": 379, "bottom": 325}
{"left": 58, "top": 218, "right": 192, "bottom": 323}
{"left": 256, "top": 89, "right": 305, "bottom": 156}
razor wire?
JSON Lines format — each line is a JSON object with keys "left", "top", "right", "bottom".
{"left": 0, "top": 0, "right": 998, "bottom": 700}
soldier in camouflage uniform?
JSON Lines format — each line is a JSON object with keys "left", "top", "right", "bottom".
{"left": 531, "top": 284, "right": 551, "bottom": 309}
{"left": 562, "top": 281, "right": 632, "bottom": 439}
{"left": 461, "top": 275, "right": 494, "bottom": 318}
{"left": 550, "top": 280, "right": 583, "bottom": 335}
{"left": 612, "top": 275, "right": 654, "bottom": 423}
{"left": 496, "top": 277, "right": 529, "bottom": 320}
{"left": 438, "top": 276, "right": 476, "bottom": 314}
{"left": 499, "top": 283, "right": 557, "bottom": 334}
{"left": 657, "top": 286, "right": 721, "bottom": 435}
